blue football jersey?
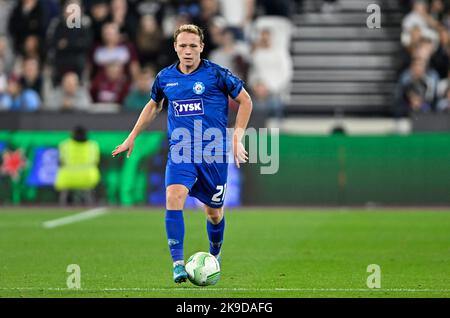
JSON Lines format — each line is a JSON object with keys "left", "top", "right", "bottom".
{"left": 150, "top": 59, "right": 244, "bottom": 156}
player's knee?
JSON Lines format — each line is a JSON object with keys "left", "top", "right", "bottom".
{"left": 206, "top": 208, "right": 223, "bottom": 224}
{"left": 166, "top": 188, "right": 187, "bottom": 208}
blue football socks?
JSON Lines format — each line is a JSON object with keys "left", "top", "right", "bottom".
{"left": 165, "top": 210, "right": 185, "bottom": 264}
{"left": 207, "top": 217, "right": 225, "bottom": 257}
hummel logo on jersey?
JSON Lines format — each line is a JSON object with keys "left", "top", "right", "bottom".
{"left": 173, "top": 99, "right": 204, "bottom": 116}
{"left": 166, "top": 82, "right": 179, "bottom": 87}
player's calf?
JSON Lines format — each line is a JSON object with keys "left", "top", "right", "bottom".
{"left": 205, "top": 206, "right": 225, "bottom": 262}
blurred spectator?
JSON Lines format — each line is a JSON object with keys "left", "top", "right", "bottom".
{"left": 442, "top": 4, "right": 450, "bottom": 30}
{"left": 414, "top": 36, "right": 436, "bottom": 61}
{"left": 405, "top": 83, "right": 432, "bottom": 113}
{"left": 436, "top": 86, "right": 450, "bottom": 112}
{"left": 42, "top": 0, "right": 61, "bottom": 23}
{"left": 135, "top": 14, "right": 163, "bottom": 67}
{"left": 398, "top": 26, "right": 423, "bottom": 75}
{"left": 209, "top": 27, "right": 250, "bottom": 81}
{"left": 403, "top": 0, "right": 431, "bottom": 30}
{"left": 192, "top": 0, "right": 221, "bottom": 57}
{"left": 251, "top": 79, "right": 283, "bottom": 118}
{"left": 0, "top": 75, "right": 41, "bottom": 111}
{"left": 124, "top": 66, "right": 155, "bottom": 111}
{"left": 55, "top": 125, "right": 100, "bottom": 206}
{"left": 23, "top": 34, "right": 45, "bottom": 62}
{"left": 0, "top": 60, "right": 6, "bottom": 95}
{"left": 248, "top": 28, "right": 293, "bottom": 109}
{"left": 87, "top": 0, "right": 111, "bottom": 44}
{"left": 405, "top": 25, "right": 435, "bottom": 56}
{"left": 0, "top": 0, "right": 15, "bottom": 35}
{"left": 402, "top": 0, "right": 440, "bottom": 47}
{"left": 0, "top": 35, "right": 14, "bottom": 74}
{"left": 90, "top": 61, "right": 129, "bottom": 105}
{"left": 20, "top": 57, "right": 43, "bottom": 97}
{"left": 157, "top": 12, "right": 191, "bottom": 68}
{"left": 437, "top": 68, "right": 450, "bottom": 97}
{"left": 45, "top": 72, "right": 91, "bottom": 112}
{"left": 111, "top": 0, "right": 139, "bottom": 41}
{"left": 8, "top": 0, "right": 48, "bottom": 57}
{"left": 209, "top": 15, "right": 227, "bottom": 41}
{"left": 218, "top": 0, "right": 255, "bottom": 40}
{"left": 90, "top": 22, "right": 140, "bottom": 81}
{"left": 401, "top": 25, "right": 424, "bottom": 50}
{"left": 395, "top": 58, "right": 440, "bottom": 116}
{"left": 398, "top": 36, "right": 436, "bottom": 76}
{"left": 251, "top": 15, "right": 293, "bottom": 54}
{"left": 135, "top": 0, "right": 165, "bottom": 25}
{"left": 47, "top": 0, "right": 93, "bottom": 86}
{"left": 177, "top": 0, "right": 201, "bottom": 19}
{"left": 430, "top": 26, "right": 450, "bottom": 78}
{"left": 430, "top": 0, "right": 445, "bottom": 22}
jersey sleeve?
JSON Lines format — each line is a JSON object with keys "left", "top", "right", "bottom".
{"left": 218, "top": 67, "right": 244, "bottom": 99}
{"left": 150, "top": 72, "right": 164, "bottom": 103}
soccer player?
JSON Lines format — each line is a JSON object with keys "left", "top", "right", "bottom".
{"left": 112, "top": 24, "right": 253, "bottom": 283}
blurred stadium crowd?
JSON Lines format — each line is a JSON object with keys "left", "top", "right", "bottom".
{"left": 0, "top": 0, "right": 295, "bottom": 117}
{"left": 397, "top": 0, "right": 450, "bottom": 115}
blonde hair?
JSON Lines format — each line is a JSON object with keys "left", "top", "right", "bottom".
{"left": 173, "top": 24, "right": 204, "bottom": 43}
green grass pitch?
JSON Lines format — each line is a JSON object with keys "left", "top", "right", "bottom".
{"left": 0, "top": 207, "right": 449, "bottom": 298}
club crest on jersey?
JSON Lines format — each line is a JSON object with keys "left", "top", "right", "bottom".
{"left": 192, "top": 81, "right": 205, "bottom": 95}
{"left": 173, "top": 98, "right": 204, "bottom": 116}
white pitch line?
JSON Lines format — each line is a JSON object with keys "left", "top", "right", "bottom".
{"left": 1, "top": 287, "right": 450, "bottom": 293}
{"left": 42, "top": 207, "right": 109, "bottom": 229}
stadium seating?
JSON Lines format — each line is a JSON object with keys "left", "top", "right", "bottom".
{"left": 288, "top": 0, "right": 403, "bottom": 116}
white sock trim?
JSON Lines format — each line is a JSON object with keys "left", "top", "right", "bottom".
{"left": 173, "top": 260, "right": 185, "bottom": 267}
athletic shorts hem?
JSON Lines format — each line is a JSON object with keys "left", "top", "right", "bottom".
{"left": 190, "top": 192, "right": 225, "bottom": 209}
{"left": 165, "top": 181, "right": 194, "bottom": 192}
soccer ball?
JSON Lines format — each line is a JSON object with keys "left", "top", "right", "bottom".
{"left": 185, "top": 252, "right": 221, "bottom": 286}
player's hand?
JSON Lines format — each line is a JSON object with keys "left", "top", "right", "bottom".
{"left": 232, "top": 138, "right": 248, "bottom": 168}
{"left": 112, "top": 137, "right": 135, "bottom": 158}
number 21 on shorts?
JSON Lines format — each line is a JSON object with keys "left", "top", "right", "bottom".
{"left": 212, "top": 184, "right": 227, "bottom": 203}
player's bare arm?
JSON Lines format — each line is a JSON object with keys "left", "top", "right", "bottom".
{"left": 111, "top": 99, "right": 162, "bottom": 158}
{"left": 233, "top": 87, "right": 253, "bottom": 168}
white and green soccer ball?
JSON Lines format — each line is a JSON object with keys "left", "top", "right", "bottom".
{"left": 185, "top": 252, "right": 221, "bottom": 286}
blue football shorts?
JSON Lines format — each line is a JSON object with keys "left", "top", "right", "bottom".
{"left": 165, "top": 158, "right": 229, "bottom": 208}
